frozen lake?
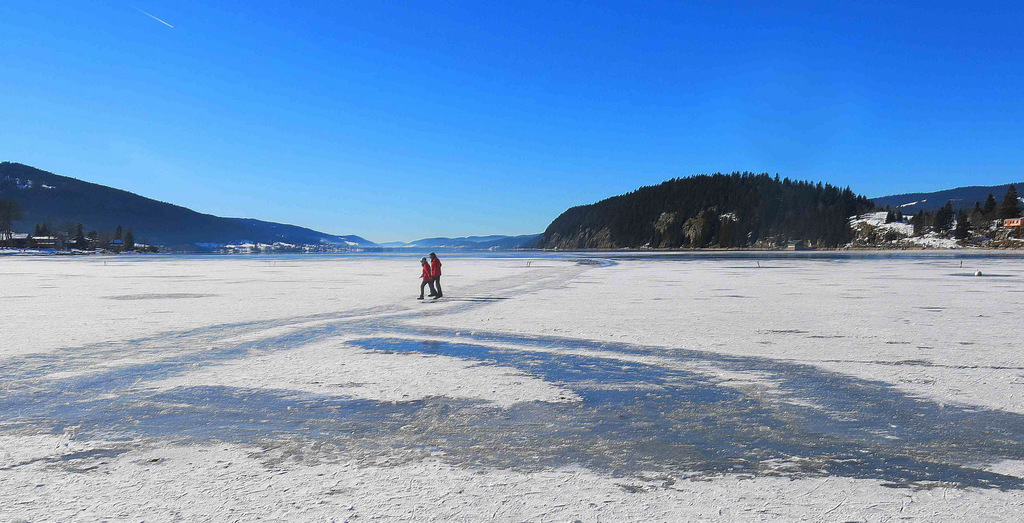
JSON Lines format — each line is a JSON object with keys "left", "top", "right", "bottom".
{"left": 3, "top": 252, "right": 1024, "bottom": 520}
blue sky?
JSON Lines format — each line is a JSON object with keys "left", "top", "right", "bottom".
{"left": 2, "top": 1, "right": 1022, "bottom": 242}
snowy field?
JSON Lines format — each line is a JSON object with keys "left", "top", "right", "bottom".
{"left": 3, "top": 252, "right": 1024, "bottom": 521}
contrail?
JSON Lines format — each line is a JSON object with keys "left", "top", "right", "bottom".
{"left": 132, "top": 6, "right": 174, "bottom": 28}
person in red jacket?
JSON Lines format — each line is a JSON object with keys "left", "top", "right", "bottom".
{"left": 418, "top": 257, "right": 437, "bottom": 300}
{"left": 429, "top": 252, "right": 443, "bottom": 298}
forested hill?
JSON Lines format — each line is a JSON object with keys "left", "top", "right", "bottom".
{"left": 871, "top": 183, "right": 1024, "bottom": 214}
{"left": 0, "top": 162, "right": 374, "bottom": 248}
{"left": 539, "top": 173, "right": 874, "bottom": 249}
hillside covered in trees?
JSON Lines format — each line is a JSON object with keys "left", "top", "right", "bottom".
{"left": 539, "top": 173, "right": 874, "bottom": 249}
{"left": 871, "top": 182, "right": 1024, "bottom": 214}
{"left": 0, "top": 162, "right": 373, "bottom": 249}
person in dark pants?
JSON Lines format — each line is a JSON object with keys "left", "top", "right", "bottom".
{"left": 429, "top": 252, "right": 443, "bottom": 298}
{"left": 418, "top": 257, "right": 436, "bottom": 300}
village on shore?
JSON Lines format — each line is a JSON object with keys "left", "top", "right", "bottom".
{"left": 0, "top": 222, "right": 158, "bottom": 254}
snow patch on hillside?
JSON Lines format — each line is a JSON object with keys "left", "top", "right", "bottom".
{"left": 849, "top": 211, "right": 960, "bottom": 248}
{"left": 850, "top": 211, "right": 914, "bottom": 236}
{"left": 898, "top": 199, "right": 925, "bottom": 207}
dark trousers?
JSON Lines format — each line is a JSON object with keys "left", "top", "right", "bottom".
{"left": 419, "top": 279, "right": 436, "bottom": 298}
{"left": 433, "top": 275, "right": 442, "bottom": 297}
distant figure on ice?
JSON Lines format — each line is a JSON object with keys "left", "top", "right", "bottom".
{"left": 429, "top": 252, "right": 443, "bottom": 298}
{"left": 418, "top": 257, "right": 437, "bottom": 300}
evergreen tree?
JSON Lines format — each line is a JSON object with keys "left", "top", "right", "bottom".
{"left": 894, "top": 209, "right": 903, "bottom": 222}
{"left": 984, "top": 193, "right": 998, "bottom": 217}
{"left": 912, "top": 210, "right": 928, "bottom": 235}
{"left": 115, "top": 225, "right": 123, "bottom": 240}
{"left": 124, "top": 229, "right": 135, "bottom": 251}
{"left": 934, "top": 201, "right": 955, "bottom": 232}
{"left": 1000, "top": 185, "right": 1021, "bottom": 219}
{"left": 954, "top": 211, "right": 970, "bottom": 240}
{"left": 971, "top": 203, "right": 986, "bottom": 227}
{"left": 0, "top": 198, "right": 22, "bottom": 243}
{"left": 885, "top": 210, "right": 896, "bottom": 223}
{"left": 74, "top": 223, "right": 86, "bottom": 249}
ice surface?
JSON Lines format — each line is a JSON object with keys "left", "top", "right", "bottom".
{"left": 4, "top": 253, "right": 1024, "bottom": 521}
{"left": 0, "top": 255, "right": 543, "bottom": 358}
{"left": 147, "top": 337, "right": 581, "bottom": 407}
{"left": 436, "top": 254, "right": 1024, "bottom": 415}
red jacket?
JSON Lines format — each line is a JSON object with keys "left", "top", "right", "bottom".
{"left": 430, "top": 258, "right": 442, "bottom": 277}
{"left": 421, "top": 264, "right": 433, "bottom": 281}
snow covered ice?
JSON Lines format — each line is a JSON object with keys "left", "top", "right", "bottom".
{"left": 3, "top": 252, "right": 1024, "bottom": 521}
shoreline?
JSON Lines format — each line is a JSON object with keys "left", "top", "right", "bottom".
{"left": 6, "top": 246, "right": 1024, "bottom": 258}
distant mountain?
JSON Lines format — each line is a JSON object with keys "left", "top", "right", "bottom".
{"left": 538, "top": 172, "right": 873, "bottom": 249}
{"left": 872, "top": 182, "right": 1024, "bottom": 214}
{"left": 0, "top": 162, "right": 375, "bottom": 249}
{"left": 472, "top": 234, "right": 543, "bottom": 249}
{"left": 398, "top": 234, "right": 542, "bottom": 250}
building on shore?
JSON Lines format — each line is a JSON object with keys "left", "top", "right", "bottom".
{"left": 30, "top": 236, "right": 58, "bottom": 249}
{"left": 3, "top": 233, "right": 30, "bottom": 248}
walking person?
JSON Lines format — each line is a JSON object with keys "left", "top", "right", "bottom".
{"left": 429, "top": 252, "right": 443, "bottom": 298}
{"left": 418, "top": 257, "right": 437, "bottom": 300}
